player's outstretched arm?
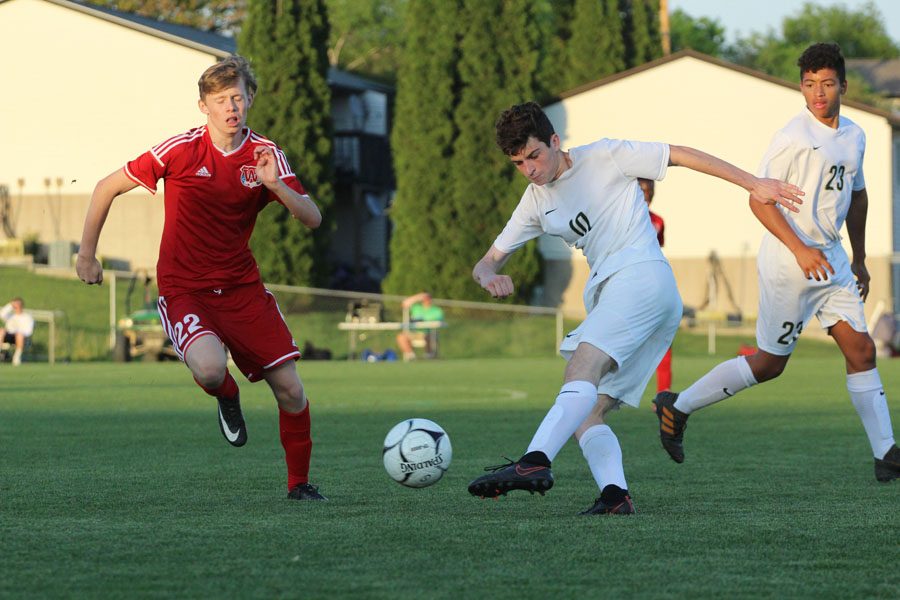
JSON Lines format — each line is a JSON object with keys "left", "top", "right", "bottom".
{"left": 76, "top": 169, "right": 138, "bottom": 285}
{"left": 749, "top": 199, "right": 834, "bottom": 281}
{"left": 254, "top": 146, "right": 322, "bottom": 228}
{"left": 668, "top": 145, "right": 804, "bottom": 213}
{"left": 473, "top": 246, "right": 514, "bottom": 299}
{"left": 846, "top": 188, "right": 870, "bottom": 300}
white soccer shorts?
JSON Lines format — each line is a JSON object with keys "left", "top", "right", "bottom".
{"left": 560, "top": 259, "right": 682, "bottom": 407}
{"left": 756, "top": 235, "right": 867, "bottom": 356}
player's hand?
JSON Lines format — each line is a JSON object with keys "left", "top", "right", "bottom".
{"left": 851, "top": 260, "right": 870, "bottom": 301}
{"left": 76, "top": 254, "right": 104, "bottom": 285}
{"left": 793, "top": 245, "right": 833, "bottom": 281}
{"left": 253, "top": 146, "right": 280, "bottom": 188}
{"left": 750, "top": 178, "right": 804, "bottom": 213}
{"left": 481, "top": 273, "right": 515, "bottom": 299}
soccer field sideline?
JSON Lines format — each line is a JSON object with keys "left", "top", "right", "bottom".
{"left": 2, "top": 358, "right": 897, "bottom": 598}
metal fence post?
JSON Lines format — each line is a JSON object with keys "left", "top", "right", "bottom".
{"left": 109, "top": 271, "right": 116, "bottom": 351}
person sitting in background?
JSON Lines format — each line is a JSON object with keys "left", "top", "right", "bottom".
{"left": 1, "top": 297, "right": 35, "bottom": 366}
{"left": 396, "top": 292, "right": 445, "bottom": 361}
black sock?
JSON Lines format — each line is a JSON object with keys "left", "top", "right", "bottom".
{"left": 519, "top": 451, "right": 551, "bottom": 467}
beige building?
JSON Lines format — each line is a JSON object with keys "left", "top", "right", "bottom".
{"left": 0, "top": 0, "right": 394, "bottom": 283}
{"left": 542, "top": 50, "right": 900, "bottom": 328}
{"left": 0, "top": 0, "right": 223, "bottom": 268}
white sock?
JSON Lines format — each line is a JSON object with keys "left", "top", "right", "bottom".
{"left": 526, "top": 380, "right": 598, "bottom": 461}
{"left": 12, "top": 348, "right": 22, "bottom": 366}
{"left": 579, "top": 424, "right": 627, "bottom": 491}
{"left": 847, "top": 368, "right": 895, "bottom": 458}
{"left": 674, "top": 356, "right": 757, "bottom": 414}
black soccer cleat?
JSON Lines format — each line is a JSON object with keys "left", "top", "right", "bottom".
{"left": 287, "top": 483, "right": 328, "bottom": 501}
{"left": 874, "top": 445, "right": 900, "bottom": 482}
{"left": 467, "top": 457, "right": 554, "bottom": 498}
{"left": 217, "top": 395, "right": 247, "bottom": 447}
{"left": 653, "top": 391, "right": 689, "bottom": 463}
{"left": 579, "top": 485, "right": 635, "bottom": 515}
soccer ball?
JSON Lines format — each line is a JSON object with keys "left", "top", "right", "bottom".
{"left": 382, "top": 418, "right": 452, "bottom": 488}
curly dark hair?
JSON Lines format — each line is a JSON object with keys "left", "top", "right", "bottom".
{"left": 797, "top": 42, "right": 845, "bottom": 83}
{"left": 494, "top": 102, "right": 555, "bottom": 156}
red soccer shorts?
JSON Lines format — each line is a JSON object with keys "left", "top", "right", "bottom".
{"left": 157, "top": 282, "right": 299, "bottom": 382}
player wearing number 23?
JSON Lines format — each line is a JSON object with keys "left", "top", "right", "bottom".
{"left": 654, "top": 43, "right": 900, "bottom": 483}
{"left": 75, "top": 56, "right": 327, "bottom": 501}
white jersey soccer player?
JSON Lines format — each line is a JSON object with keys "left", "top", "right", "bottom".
{"left": 493, "top": 138, "right": 680, "bottom": 406}
{"left": 654, "top": 42, "right": 899, "bottom": 483}
{"left": 466, "top": 101, "right": 805, "bottom": 514}
{"left": 755, "top": 108, "right": 867, "bottom": 354}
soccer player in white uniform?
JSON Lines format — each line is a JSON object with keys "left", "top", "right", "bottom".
{"left": 466, "top": 102, "right": 805, "bottom": 514}
{"left": 653, "top": 43, "right": 900, "bottom": 483}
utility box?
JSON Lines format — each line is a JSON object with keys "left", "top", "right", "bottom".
{"left": 48, "top": 240, "right": 76, "bottom": 268}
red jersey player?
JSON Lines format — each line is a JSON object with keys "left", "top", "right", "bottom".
{"left": 640, "top": 178, "right": 672, "bottom": 392}
{"left": 76, "top": 56, "right": 326, "bottom": 501}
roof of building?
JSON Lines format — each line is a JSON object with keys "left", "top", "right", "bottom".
{"left": 7, "top": 0, "right": 393, "bottom": 94}
{"left": 847, "top": 58, "right": 900, "bottom": 97}
{"left": 550, "top": 49, "right": 900, "bottom": 127}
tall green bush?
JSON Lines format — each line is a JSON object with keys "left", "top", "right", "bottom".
{"left": 240, "top": 0, "right": 334, "bottom": 286}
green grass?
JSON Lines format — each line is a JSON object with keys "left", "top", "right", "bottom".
{"left": 2, "top": 357, "right": 898, "bottom": 598}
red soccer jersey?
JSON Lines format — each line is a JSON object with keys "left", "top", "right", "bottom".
{"left": 124, "top": 126, "right": 306, "bottom": 296}
{"left": 649, "top": 210, "right": 665, "bottom": 247}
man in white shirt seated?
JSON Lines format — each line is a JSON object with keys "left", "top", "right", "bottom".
{"left": 1, "top": 297, "right": 35, "bottom": 366}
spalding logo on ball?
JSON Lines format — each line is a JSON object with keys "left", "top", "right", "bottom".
{"left": 383, "top": 418, "right": 452, "bottom": 488}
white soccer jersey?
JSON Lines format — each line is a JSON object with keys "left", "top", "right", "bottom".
{"left": 757, "top": 109, "right": 866, "bottom": 248}
{"left": 494, "top": 139, "right": 669, "bottom": 307}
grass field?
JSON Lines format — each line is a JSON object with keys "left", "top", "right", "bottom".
{"left": 2, "top": 354, "right": 897, "bottom": 599}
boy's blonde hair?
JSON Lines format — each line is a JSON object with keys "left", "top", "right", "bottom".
{"left": 198, "top": 55, "right": 258, "bottom": 99}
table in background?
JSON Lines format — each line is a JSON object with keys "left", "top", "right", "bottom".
{"left": 337, "top": 320, "right": 445, "bottom": 360}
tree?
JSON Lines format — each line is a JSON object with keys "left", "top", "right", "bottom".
{"left": 382, "top": 0, "right": 462, "bottom": 296}
{"left": 725, "top": 2, "right": 898, "bottom": 108}
{"left": 239, "top": 0, "right": 333, "bottom": 287}
{"left": 86, "top": 0, "right": 245, "bottom": 35}
{"left": 385, "top": 0, "right": 544, "bottom": 301}
{"left": 326, "top": 0, "right": 407, "bottom": 82}
{"left": 536, "top": 0, "right": 576, "bottom": 97}
{"left": 441, "top": 0, "right": 542, "bottom": 301}
{"left": 669, "top": 8, "right": 727, "bottom": 56}
{"left": 727, "top": 1, "right": 899, "bottom": 82}
{"left": 622, "top": 0, "right": 662, "bottom": 67}
{"left": 566, "top": 0, "right": 625, "bottom": 89}
{"left": 780, "top": 1, "right": 899, "bottom": 59}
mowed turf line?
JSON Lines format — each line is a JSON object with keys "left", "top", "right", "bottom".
{"left": 1, "top": 358, "right": 897, "bottom": 599}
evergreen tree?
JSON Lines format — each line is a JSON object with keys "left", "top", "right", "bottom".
{"left": 382, "top": 0, "right": 461, "bottom": 296}
{"left": 537, "top": 0, "right": 576, "bottom": 97}
{"left": 622, "top": 0, "right": 661, "bottom": 67}
{"left": 567, "top": 0, "right": 625, "bottom": 88}
{"left": 239, "top": 0, "right": 333, "bottom": 286}
{"left": 441, "top": 0, "right": 541, "bottom": 301}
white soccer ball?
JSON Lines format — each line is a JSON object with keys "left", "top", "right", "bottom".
{"left": 382, "top": 418, "right": 452, "bottom": 488}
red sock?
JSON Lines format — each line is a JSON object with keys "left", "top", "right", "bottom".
{"left": 195, "top": 370, "right": 239, "bottom": 399}
{"left": 280, "top": 404, "right": 312, "bottom": 490}
{"left": 656, "top": 347, "right": 673, "bottom": 392}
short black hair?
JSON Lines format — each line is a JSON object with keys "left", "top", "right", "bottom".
{"left": 798, "top": 42, "right": 845, "bottom": 83}
{"left": 495, "top": 102, "right": 555, "bottom": 156}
